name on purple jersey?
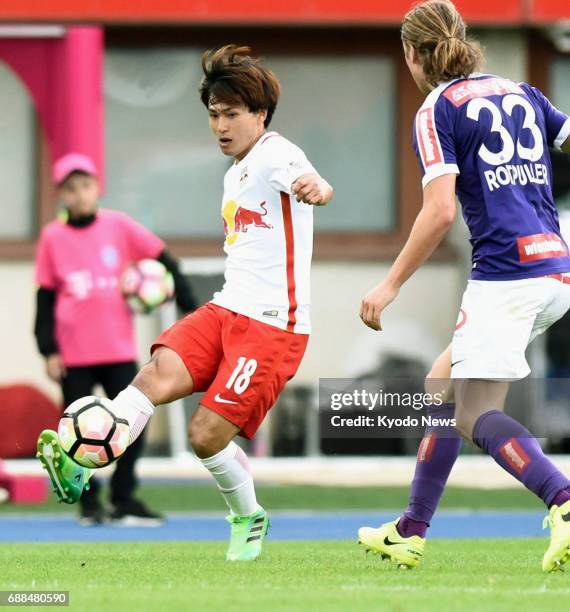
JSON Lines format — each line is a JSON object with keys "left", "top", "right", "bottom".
{"left": 484, "top": 163, "right": 549, "bottom": 192}
{"left": 443, "top": 77, "right": 524, "bottom": 107}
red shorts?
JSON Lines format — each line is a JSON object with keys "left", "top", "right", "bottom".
{"left": 151, "top": 303, "right": 309, "bottom": 439}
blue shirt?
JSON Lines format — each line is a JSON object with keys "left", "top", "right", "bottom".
{"left": 413, "top": 74, "right": 570, "bottom": 280}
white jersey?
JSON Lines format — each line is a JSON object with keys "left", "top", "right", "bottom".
{"left": 211, "top": 132, "right": 316, "bottom": 334}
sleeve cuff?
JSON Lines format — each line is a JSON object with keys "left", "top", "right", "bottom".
{"left": 421, "top": 163, "right": 460, "bottom": 189}
{"left": 287, "top": 165, "right": 318, "bottom": 193}
{"left": 270, "top": 165, "right": 317, "bottom": 195}
{"left": 554, "top": 117, "right": 570, "bottom": 151}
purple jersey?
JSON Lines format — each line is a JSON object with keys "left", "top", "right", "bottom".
{"left": 413, "top": 74, "right": 570, "bottom": 280}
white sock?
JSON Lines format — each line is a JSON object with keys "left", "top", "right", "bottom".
{"left": 112, "top": 385, "right": 155, "bottom": 444}
{"left": 200, "top": 441, "right": 260, "bottom": 517}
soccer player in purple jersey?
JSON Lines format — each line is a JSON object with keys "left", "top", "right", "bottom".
{"left": 358, "top": 0, "right": 570, "bottom": 572}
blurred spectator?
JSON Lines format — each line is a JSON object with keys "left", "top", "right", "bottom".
{"left": 34, "top": 153, "right": 197, "bottom": 525}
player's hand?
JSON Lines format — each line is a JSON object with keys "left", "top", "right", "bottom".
{"left": 46, "top": 354, "right": 67, "bottom": 382}
{"left": 360, "top": 280, "right": 399, "bottom": 331}
{"left": 292, "top": 174, "right": 333, "bottom": 206}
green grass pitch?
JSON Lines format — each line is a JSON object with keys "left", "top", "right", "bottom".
{"left": 0, "top": 483, "right": 545, "bottom": 514}
{"left": 1, "top": 540, "right": 569, "bottom": 611}
{"left": 0, "top": 486, "right": 559, "bottom": 610}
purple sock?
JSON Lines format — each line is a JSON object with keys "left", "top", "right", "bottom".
{"left": 552, "top": 487, "right": 570, "bottom": 508}
{"left": 398, "top": 514, "right": 429, "bottom": 538}
{"left": 473, "top": 410, "right": 570, "bottom": 508}
{"left": 398, "top": 403, "right": 462, "bottom": 538}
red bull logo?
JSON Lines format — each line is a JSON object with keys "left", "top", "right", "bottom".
{"left": 222, "top": 200, "right": 273, "bottom": 246}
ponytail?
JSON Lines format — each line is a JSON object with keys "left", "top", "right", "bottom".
{"left": 402, "top": 1, "right": 483, "bottom": 85}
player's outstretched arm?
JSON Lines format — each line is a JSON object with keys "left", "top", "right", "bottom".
{"left": 292, "top": 173, "right": 333, "bottom": 206}
{"left": 360, "top": 174, "right": 456, "bottom": 331}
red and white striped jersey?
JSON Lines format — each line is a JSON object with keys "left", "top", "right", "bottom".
{"left": 211, "top": 132, "right": 316, "bottom": 334}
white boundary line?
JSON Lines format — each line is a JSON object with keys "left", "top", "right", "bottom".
{"left": 7, "top": 455, "right": 570, "bottom": 487}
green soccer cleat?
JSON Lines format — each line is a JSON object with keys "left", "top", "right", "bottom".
{"left": 36, "top": 429, "right": 92, "bottom": 505}
{"left": 225, "top": 508, "right": 269, "bottom": 561}
{"left": 358, "top": 518, "right": 425, "bottom": 569}
{"left": 542, "top": 500, "right": 570, "bottom": 572}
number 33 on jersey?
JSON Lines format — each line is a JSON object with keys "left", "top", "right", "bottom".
{"left": 413, "top": 73, "right": 570, "bottom": 281}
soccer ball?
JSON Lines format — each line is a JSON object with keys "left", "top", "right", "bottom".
{"left": 58, "top": 396, "right": 130, "bottom": 468}
{"left": 121, "top": 259, "right": 175, "bottom": 314}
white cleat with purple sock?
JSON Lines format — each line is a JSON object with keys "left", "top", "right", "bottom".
{"left": 358, "top": 518, "right": 425, "bottom": 569}
{"left": 542, "top": 500, "right": 570, "bottom": 573}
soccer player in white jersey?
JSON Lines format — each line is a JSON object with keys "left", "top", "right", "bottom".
{"left": 38, "top": 45, "right": 333, "bottom": 561}
{"left": 357, "top": 0, "right": 570, "bottom": 572}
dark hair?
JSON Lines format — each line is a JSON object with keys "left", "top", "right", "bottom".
{"left": 199, "top": 45, "right": 281, "bottom": 128}
{"left": 401, "top": 0, "right": 484, "bottom": 86}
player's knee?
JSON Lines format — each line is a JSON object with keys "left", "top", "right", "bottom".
{"left": 424, "top": 368, "right": 437, "bottom": 394}
{"left": 188, "top": 422, "right": 220, "bottom": 459}
{"left": 133, "top": 347, "right": 192, "bottom": 405}
{"left": 425, "top": 366, "right": 454, "bottom": 403}
{"left": 133, "top": 358, "right": 166, "bottom": 404}
{"left": 425, "top": 368, "right": 446, "bottom": 399}
{"left": 453, "top": 408, "right": 473, "bottom": 440}
{"left": 425, "top": 345, "right": 453, "bottom": 400}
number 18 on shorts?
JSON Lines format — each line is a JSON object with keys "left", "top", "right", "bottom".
{"left": 152, "top": 303, "right": 309, "bottom": 439}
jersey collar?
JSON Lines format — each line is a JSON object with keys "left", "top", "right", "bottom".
{"left": 234, "top": 131, "right": 279, "bottom": 166}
